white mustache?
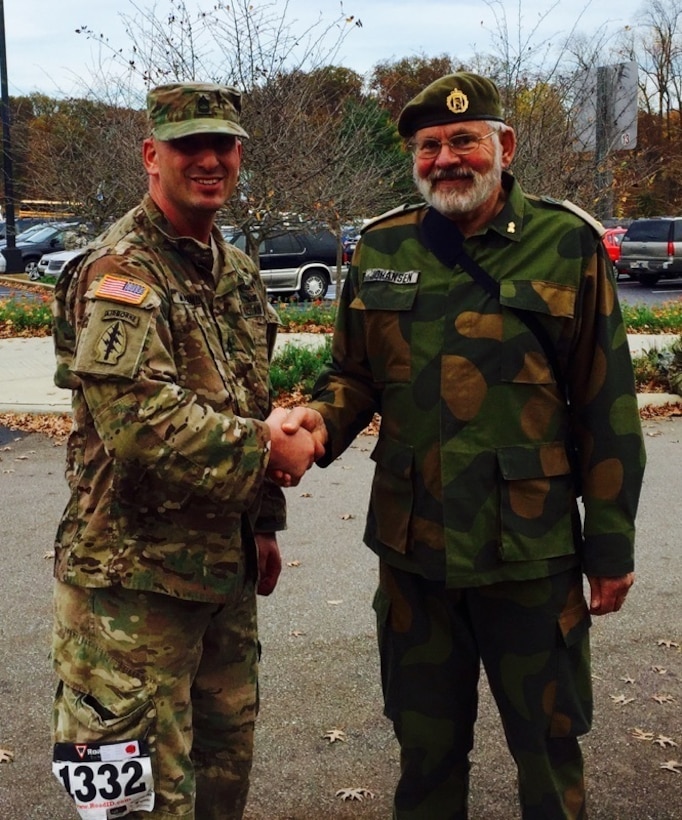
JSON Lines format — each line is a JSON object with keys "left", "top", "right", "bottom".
{"left": 430, "top": 169, "right": 475, "bottom": 181}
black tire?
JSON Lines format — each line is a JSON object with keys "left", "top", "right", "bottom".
{"left": 299, "top": 268, "right": 329, "bottom": 300}
{"left": 24, "top": 257, "right": 40, "bottom": 277}
{"left": 638, "top": 272, "right": 660, "bottom": 287}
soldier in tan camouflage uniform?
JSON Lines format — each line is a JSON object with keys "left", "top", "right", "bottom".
{"left": 50, "top": 82, "right": 324, "bottom": 820}
{"left": 288, "top": 72, "right": 646, "bottom": 819}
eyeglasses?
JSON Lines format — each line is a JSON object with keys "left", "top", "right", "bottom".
{"left": 409, "top": 131, "right": 496, "bottom": 160}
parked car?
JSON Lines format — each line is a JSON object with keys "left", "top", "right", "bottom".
{"left": 33, "top": 248, "right": 83, "bottom": 280}
{"left": 0, "top": 222, "right": 52, "bottom": 247}
{"left": 602, "top": 226, "right": 627, "bottom": 266}
{"left": 615, "top": 217, "right": 682, "bottom": 287}
{"left": 1, "top": 222, "right": 79, "bottom": 276}
{"left": 0, "top": 217, "right": 50, "bottom": 241}
{"left": 229, "top": 228, "right": 345, "bottom": 300}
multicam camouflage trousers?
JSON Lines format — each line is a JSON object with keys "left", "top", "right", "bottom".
{"left": 52, "top": 577, "right": 259, "bottom": 820}
{"left": 373, "top": 562, "right": 592, "bottom": 820}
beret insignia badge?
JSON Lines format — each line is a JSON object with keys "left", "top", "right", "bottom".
{"left": 446, "top": 88, "right": 469, "bottom": 114}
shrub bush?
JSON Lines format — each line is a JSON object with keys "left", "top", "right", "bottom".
{"left": 270, "top": 337, "right": 332, "bottom": 397}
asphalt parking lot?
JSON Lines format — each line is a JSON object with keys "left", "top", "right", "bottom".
{"left": 0, "top": 417, "right": 680, "bottom": 819}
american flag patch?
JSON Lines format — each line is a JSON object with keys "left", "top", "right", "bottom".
{"left": 95, "top": 275, "right": 150, "bottom": 305}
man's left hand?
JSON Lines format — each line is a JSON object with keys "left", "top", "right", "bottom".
{"left": 587, "top": 572, "right": 635, "bottom": 615}
{"left": 255, "top": 532, "right": 282, "bottom": 596}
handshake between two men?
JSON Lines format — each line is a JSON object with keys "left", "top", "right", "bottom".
{"left": 264, "top": 406, "right": 328, "bottom": 486}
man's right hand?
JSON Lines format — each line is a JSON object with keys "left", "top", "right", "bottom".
{"left": 265, "top": 407, "right": 318, "bottom": 485}
{"left": 281, "top": 407, "right": 327, "bottom": 457}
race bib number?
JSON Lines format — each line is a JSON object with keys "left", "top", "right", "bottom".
{"left": 52, "top": 739, "right": 155, "bottom": 819}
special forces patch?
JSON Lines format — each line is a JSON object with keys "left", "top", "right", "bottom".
{"left": 72, "top": 287, "right": 157, "bottom": 380}
{"left": 96, "top": 320, "right": 127, "bottom": 365}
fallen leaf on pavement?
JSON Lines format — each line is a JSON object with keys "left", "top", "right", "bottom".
{"left": 0, "top": 748, "right": 14, "bottom": 763}
{"left": 630, "top": 728, "right": 655, "bottom": 741}
{"left": 610, "top": 694, "right": 635, "bottom": 706}
{"left": 657, "top": 639, "right": 679, "bottom": 649}
{"left": 336, "top": 787, "right": 375, "bottom": 801}
{"left": 323, "top": 728, "right": 346, "bottom": 743}
{"left": 653, "top": 735, "right": 678, "bottom": 748}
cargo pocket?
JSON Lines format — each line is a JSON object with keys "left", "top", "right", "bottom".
{"left": 497, "top": 442, "right": 576, "bottom": 562}
{"left": 52, "top": 626, "right": 156, "bottom": 744}
{"left": 372, "top": 577, "right": 397, "bottom": 721}
{"left": 549, "top": 597, "right": 592, "bottom": 737}
{"left": 369, "top": 436, "right": 414, "bottom": 553}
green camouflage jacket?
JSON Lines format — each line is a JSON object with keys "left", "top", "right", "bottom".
{"left": 52, "top": 194, "right": 285, "bottom": 602}
{"left": 310, "top": 174, "right": 645, "bottom": 587}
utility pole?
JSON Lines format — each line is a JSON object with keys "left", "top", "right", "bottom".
{"left": 0, "top": 0, "right": 23, "bottom": 272}
{"left": 594, "top": 66, "right": 614, "bottom": 223}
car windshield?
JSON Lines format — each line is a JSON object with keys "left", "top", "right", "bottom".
{"left": 24, "top": 226, "right": 59, "bottom": 243}
{"left": 15, "top": 224, "right": 48, "bottom": 241}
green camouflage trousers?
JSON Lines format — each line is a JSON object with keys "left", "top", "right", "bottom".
{"left": 373, "top": 562, "right": 592, "bottom": 820}
{"left": 52, "top": 577, "right": 259, "bottom": 820}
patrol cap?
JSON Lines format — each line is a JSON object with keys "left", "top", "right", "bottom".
{"left": 397, "top": 71, "right": 504, "bottom": 138}
{"left": 147, "top": 82, "right": 249, "bottom": 141}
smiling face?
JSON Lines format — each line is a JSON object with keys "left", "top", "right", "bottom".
{"left": 143, "top": 133, "right": 243, "bottom": 242}
{"left": 412, "top": 121, "right": 516, "bottom": 232}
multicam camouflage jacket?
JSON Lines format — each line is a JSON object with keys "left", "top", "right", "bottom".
{"left": 52, "top": 194, "right": 285, "bottom": 602}
{"left": 310, "top": 174, "right": 646, "bottom": 588}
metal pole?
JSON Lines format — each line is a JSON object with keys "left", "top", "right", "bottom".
{"left": 594, "top": 65, "right": 615, "bottom": 222}
{"left": 0, "top": 0, "right": 23, "bottom": 271}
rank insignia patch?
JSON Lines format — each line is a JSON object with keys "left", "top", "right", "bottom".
{"left": 95, "top": 274, "right": 150, "bottom": 305}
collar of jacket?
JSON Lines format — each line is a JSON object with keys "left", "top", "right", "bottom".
{"left": 481, "top": 170, "right": 525, "bottom": 244}
{"left": 139, "top": 193, "right": 225, "bottom": 273}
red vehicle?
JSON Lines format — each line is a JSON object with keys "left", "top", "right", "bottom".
{"left": 602, "top": 226, "right": 627, "bottom": 265}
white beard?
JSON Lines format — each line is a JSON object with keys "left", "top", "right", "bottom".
{"left": 414, "top": 146, "right": 503, "bottom": 217}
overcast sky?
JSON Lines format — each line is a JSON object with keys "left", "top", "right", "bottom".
{"left": 2, "top": 0, "right": 645, "bottom": 97}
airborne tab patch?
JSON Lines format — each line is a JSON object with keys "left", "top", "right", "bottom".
{"left": 364, "top": 269, "right": 420, "bottom": 285}
{"left": 95, "top": 274, "right": 150, "bottom": 305}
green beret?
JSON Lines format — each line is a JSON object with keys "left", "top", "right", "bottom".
{"left": 147, "top": 82, "right": 249, "bottom": 141}
{"left": 397, "top": 72, "right": 504, "bottom": 138}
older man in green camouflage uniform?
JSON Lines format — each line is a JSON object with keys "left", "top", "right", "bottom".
{"left": 289, "top": 72, "right": 645, "bottom": 819}
{"left": 50, "top": 82, "right": 323, "bottom": 820}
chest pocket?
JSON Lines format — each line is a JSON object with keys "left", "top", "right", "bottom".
{"left": 215, "top": 279, "right": 274, "bottom": 416}
{"left": 351, "top": 274, "right": 419, "bottom": 384}
{"left": 498, "top": 280, "right": 576, "bottom": 385}
{"left": 168, "top": 290, "right": 235, "bottom": 401}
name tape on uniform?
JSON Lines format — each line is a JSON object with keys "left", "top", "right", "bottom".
{"left": 364, "top": 269, "right": 420, "bottom": 285}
